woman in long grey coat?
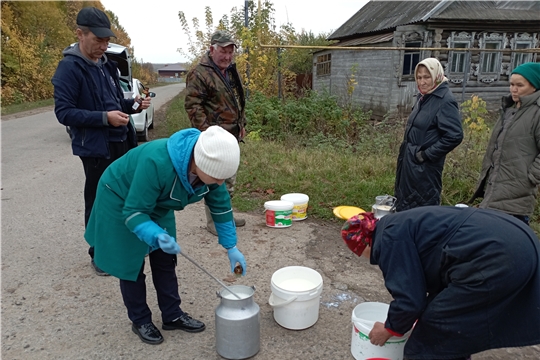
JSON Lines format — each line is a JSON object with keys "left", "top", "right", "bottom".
{"left": 470, "top": 62, "right": 540, "bottom": 225}
{"left": 394, "top": 58, "right": 463, "bottom": 211}
{"left": 341, "top": 206, "right": 540, "bottom": 360}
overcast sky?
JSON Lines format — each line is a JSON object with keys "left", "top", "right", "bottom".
{"left": 100, "top": 0, "right": 369, "bottom": 64}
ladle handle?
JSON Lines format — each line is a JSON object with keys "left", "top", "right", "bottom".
{"left": 179, "top": 252, "right": 242, "bottom": 299}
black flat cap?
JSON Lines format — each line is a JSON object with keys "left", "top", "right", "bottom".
{"left": 76, "top": 7, "right": 116, "bottom": 38}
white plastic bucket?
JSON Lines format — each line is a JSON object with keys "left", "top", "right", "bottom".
{"left": 264, "top": 200, "right": 294, "bottom": 228}
{"left": 268, "top": 266, "right": 323, "bottom": 330}
{"left": 351, "top": 302, "right": 409, "bottom": 360}
{"left": 280, "top": 193, "right": 309, "bottom": 221}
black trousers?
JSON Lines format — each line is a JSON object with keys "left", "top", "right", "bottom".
{"left": 119, "top": 249, "right": 183, "bottom": 326}
{"left": 513, "top": 214, "right": 530, "bottom": 226}
{"left": 80, "top": 141, "right": 129, "bottom": 259}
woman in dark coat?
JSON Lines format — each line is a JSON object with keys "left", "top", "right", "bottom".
{"left": 394, "top": 58, "right": 463, "bottom": 211}
{"left": 342, "top": 206, "right": 540, "bottom": 360}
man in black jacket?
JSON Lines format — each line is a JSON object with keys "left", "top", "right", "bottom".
{"left": 52, "top": 7, "right": 150, "bottom": 275}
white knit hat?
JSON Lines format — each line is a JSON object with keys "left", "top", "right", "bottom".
{"left": 194, "top": 126, "right": 240, "bottom": 179}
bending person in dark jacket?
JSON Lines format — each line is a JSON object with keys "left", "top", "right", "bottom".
{"left": 342, "top": 206, "right": 540, "bottom": 360}
{"left": 394, "top": 58, "right": 463, "bottom": 211}
{"left": 51, "top": 7, "right": 150, "bottom": 275}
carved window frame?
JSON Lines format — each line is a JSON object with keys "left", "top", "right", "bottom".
{"left": 402, "top": 41, "right": 422, "bottom": 76}
{"left": 477, "top": 32, "right": 505, "bottom": 83}
{"left": 510, "top": 33, "right": 535, "bottom": 71}
{"left": 446, "top": 31, "right": 473, "bottom": 84}
{"left": 398, "top": 31, "right": 426, "bottom": 80}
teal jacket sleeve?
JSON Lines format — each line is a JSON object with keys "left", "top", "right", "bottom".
{"left": 205, "top": 183, "right": 237, "bottom": 249}
{"left": 214, "top": 221, "right": 237, "bottom": 249}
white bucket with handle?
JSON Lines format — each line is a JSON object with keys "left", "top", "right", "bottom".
{"left": 351, "top": 302, "right": 409, "bottom": 360}
{"left": 268, "top": 266, "right": 323, "bottom": 330}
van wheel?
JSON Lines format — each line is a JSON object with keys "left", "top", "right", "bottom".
{"left": 138, "top": 118, "right": 149, "bottom": 142}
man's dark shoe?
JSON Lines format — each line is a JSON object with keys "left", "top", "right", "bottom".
{"left": 91, "top": 259, "right": 110, "bottom": 276}
{"left": 162, "top": 313, "right": 206, "bottom": 333}
{"left": 132, "top": 323, "right": 164, "bottom": 345}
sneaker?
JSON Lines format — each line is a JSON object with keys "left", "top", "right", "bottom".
{"left": 91, "top": 259, "right": 110, "bottom": 276}
{"left": 162, "top": 313, "right": 206, "bottom": 333}
{"left": 132, "top": 323, "right": 164, "bottom": 345}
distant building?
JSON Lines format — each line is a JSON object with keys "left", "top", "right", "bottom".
{"left": 157, "top": 64, "right": 188, "bottom": 82}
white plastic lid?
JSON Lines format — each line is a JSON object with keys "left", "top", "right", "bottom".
{"left": 264, "top": 200, "right": 294, "bottom": 211}
{"left": 280, "top": 193, "right": 309, "bottom": 204}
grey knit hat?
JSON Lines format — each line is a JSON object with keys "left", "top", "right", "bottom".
{"left": 194, "top": 126, "right": 240, "bottom": 179}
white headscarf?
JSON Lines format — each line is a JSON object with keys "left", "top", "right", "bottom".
{"left": 415, "top": 58, "right": 448, "bottom": 95}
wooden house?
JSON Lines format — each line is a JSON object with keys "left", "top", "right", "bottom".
{"left": 312, "top": 0, "right": 540, "bottom": 119}
{"left": 157, "top": 63, "right": 188, "bottom": 82}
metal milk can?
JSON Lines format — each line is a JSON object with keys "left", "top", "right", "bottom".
{"left": 215, "top": 285, "right": 260, "bottom": 359}
{"left": 372, "top": 195, "right": 397, "bottom": 219}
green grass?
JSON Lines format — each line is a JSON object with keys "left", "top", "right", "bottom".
{"left": 1, "top": 98, "right": 55, "bottom": 116}
{"left": 233, "top": 139, "right": 398, "bottom": 218}
{"left": 7, "top": 88, "right": 537, "bottom": 235}
{"left": 158, "top": 90, "right": 539, "bottom": 235}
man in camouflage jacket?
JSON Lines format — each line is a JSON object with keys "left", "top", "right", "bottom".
{"left": 185, "top": 30, "right": 246, "bottom": 235}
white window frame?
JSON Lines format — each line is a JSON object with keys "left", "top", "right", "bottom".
{"left": 512, "top": 43, "right": 531, "bottom": 68}
{"left": 510, "top": 33, "right": 535, "bottom": 71}
{"left": 446, "top": 31, "right": 473, "bottom": 83}
{"left": 480, "top": 41, "right": 501, "bottom": 74}
{"left": 450, "top": 42, "right": 469, "bottom": 73}
{"left": 477, "top": 33, "right": 505, "bottom": 82}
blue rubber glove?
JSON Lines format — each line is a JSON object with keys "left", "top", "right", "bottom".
{"left": 157, "top": 234, "right": 181, "bottom": 254}
{"left": 227, "top": 246, "right": 247, "bottom": 276}
{"left": 133, "top": 221, "right": 166, "bottom": 248}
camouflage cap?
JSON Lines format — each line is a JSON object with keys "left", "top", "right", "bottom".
{"left": 211, "top": 30, "right": 237, "bottom": 47}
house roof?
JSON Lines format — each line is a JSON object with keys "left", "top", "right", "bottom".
{"left": 157, "top": 64, "right": 187, "bottom": 72}
{"left": 331, "top": 32, "right": 394, "bottom": 47}
{"left": 329, "top": 0, "right": 540, "bottom": 40}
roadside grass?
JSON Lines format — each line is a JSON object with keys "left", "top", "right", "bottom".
{"left": 1, "top": 98, "right": 55, "bottom": 116}
{"left": 158, "top": 90, "right": 539, "bottom": 234}
{"left": 1, "top": 82, "right": 172, "bottom": 117}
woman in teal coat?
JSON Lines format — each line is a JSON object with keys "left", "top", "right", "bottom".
{"left": 85, "top": 126, "right": 247, "bottom": 345}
